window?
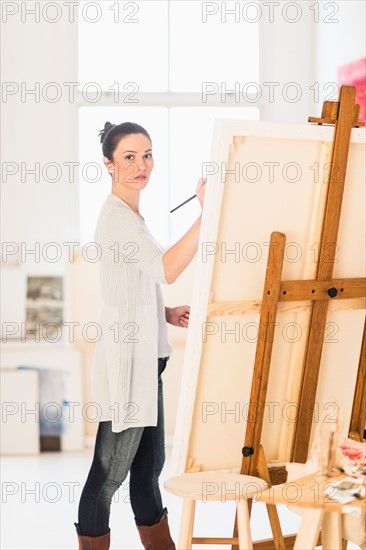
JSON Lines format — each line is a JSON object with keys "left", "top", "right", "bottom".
{"left": 78, "top": 1, "right": 169, "bottom": 92}
{"left": 78, "top": 1, "right": 260, "bottom": 245}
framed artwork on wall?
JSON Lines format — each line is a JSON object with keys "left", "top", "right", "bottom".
{"left": 25, "top": 276, "right": 64, "bottom": 341}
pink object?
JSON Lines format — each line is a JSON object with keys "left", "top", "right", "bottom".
{"left": 339, "top": 438, "right": 366, "bottom": 466}
{"left": 338, "top": 58, "right": 366, "bottom": 123}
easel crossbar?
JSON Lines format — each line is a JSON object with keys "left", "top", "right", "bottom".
{"left": 279, "top": 277, "right": 365, "bottom": 301}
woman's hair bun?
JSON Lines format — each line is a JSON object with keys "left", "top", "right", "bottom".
{"left": 98, "top": 121, "right": 115, "bottom": 143}
{"left": 99, "top": 121, "right": 151, "bottom": 161}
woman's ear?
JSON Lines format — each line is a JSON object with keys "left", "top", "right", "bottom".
{"left": 103, "top": 156, "right": 114, "bottom": 174}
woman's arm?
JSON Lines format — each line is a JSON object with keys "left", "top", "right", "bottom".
{"left": 162, "top": 178, "right": 206, "bottom": 284}
{"left": 162, "top": 216, "right": 201, "bottom": 283}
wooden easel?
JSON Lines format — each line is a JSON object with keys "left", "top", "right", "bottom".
{"left": 229, "top": 86, "right": 366, "bottom": 549}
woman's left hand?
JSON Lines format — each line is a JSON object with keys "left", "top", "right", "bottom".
{"left": 166, "top": 305, "right": 190, "bottom": 328}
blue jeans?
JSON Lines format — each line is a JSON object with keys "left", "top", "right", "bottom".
{"left": 77, "top": 357, "right": 169, "bottom": 537}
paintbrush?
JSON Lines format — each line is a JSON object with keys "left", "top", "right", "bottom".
{"left": 170, "top": 194, "right": 197, "bottom": 213}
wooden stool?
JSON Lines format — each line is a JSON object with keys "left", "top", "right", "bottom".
{"left": 164, "top": 471, "right": 268, "bottom": 549}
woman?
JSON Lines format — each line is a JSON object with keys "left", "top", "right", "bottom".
{"left": 74, "top": 122, "right": 206, "bottom": 550}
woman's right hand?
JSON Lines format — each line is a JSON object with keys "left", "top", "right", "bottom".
{"left": 196, "top": 177, "right": 207, "bottom": 209}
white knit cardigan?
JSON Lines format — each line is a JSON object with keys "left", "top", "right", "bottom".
{"left": 91, "top": 193, "right": 171, "bottom": 432}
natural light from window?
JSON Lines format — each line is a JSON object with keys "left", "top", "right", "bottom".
{"left": 78, "top": 1, "right": 260, "bottom": 246}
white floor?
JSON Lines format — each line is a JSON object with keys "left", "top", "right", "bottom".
{"left": 0, "top": 446, "right": 361, "bottom": 550}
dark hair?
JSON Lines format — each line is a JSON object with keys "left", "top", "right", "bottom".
{"left": 98, "top": 121, "right": 151, "bottom": 161}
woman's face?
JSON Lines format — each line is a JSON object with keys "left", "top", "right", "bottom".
{"left": 105, "top": 133, "right": 154, "bottom": 191}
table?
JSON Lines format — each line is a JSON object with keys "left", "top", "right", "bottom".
{"left": 259, "top": 472, "right": 366, "bottom": 550}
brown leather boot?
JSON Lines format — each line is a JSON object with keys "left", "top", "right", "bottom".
{"left": 136, "top": 508, "right": 176, "bottom": 549}
{"left": 74, "top": 523, "right": 110, "bottom": 550}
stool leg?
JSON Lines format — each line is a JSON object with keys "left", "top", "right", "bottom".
{"left": 237, "top": 500, "right": 253, "bottom": 550}
{"left": 322, "top": 511, "right": 342, "bottom": 550}
{"left": 294, "top": 509, "right": 324, "bottom": 550}
{"left": 178, "top": 498, "right": 196, "bottom": 550}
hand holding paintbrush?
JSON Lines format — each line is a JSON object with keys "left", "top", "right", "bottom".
{"left": 170, "top": 178, "right": 207, "bottom": 213}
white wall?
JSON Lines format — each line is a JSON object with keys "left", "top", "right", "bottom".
{"left": 1, "top": 7, "right": 79, "bottom": 247}
{"left": 314, "top": 0, "right": 365, "bottom": 86}
{"left": 259, "top": 1, "right": 316, "bottom": 123}
{"left": 0, "top": 6, "right": 82, "bottom": 445}
{"left": 259, "top": 1, "right": 365, "bottom": 123}
{"left": 1, "top": 6, "right": 80, "bottom": 339}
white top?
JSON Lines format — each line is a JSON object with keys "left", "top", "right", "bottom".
{"left": 92, "top": 193, "right": 172, "bottom": 432}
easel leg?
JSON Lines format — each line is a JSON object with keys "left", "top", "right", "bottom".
{"left": 349, "top": 319, "right": 366, "bottom": 442}
{"left": 257, "top": 446, "right": 286, "bottom": 550}
{"left": 233, "top": 233, "right": 287, "bottom": 550}
{"left": 292, "top": 85, "right": 358, "bottom": 464}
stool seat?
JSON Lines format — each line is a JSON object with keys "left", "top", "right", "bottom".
{"left": 164, "top": 471, "right": 268, "bottom": 501}
{"left": 164, "top": 471, "right": 268, "bottom": 549}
